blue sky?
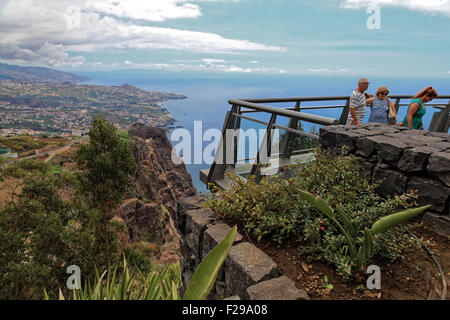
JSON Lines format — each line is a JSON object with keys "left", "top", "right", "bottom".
{"left": 0, "top": 0, "right": 449, "bottom": 77}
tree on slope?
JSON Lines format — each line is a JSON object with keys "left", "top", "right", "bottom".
{"left": 75, "top": 115, "right": 137, "bottom": 268}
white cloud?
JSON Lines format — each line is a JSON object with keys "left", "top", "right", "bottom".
{"left": 307, "top": 67, "right": 350, "bottom": 74}
{"left": 340, "top": 0, "right": 450, "bottom": 16}
{"left": 202, "top": 58, "right": 227, "bottom": 64}
{"left": 85, "top": 0, "right": 202, "bottom": 22}
{"left": 81, "top": 60, "right": 285, "bottom": 74}
{"left": 225, "top": 66, "right": 252, "bottom": 73}
{"left": 0, "top": 0, "right": 286, "bottom": 67}
{"left": 86, "top": 0, "right": 242, "bottom": 21}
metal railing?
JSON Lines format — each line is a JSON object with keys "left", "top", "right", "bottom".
{"left": 201, "top": 95, "right": 450, "bottom": 189}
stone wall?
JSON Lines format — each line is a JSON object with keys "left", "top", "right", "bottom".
{"left": 35, "top": 144, "right": 59, "bottom": 155}
{"left": 176, "top": 194, "right": 310, "bottom": 300}
{"left": 320, "top": 123, "right": 450, "bottom": 235}
{"left": 176, "top": 123, "right": 450, "bottom": 300}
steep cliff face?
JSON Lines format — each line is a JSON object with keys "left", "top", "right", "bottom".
{"left": 128, "top": 124, "right": 197, "bottom": 217}
{"left": 115, "top": 124, "right": 197, "bottom": 249}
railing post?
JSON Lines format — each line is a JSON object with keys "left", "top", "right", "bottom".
{"left": 207, "top": 104, "right": 237, "bottom": 183}
{"left": 387, "top": 98, "right": 401, "bottom": 125}
{"left": 233, "top": 106, "right": 242, "bottom": 166}
{"left": 281, "top": 100, "right": 301, "bottom": 157}
{"left": 435, "top": 100, "right": 450, "bottom": 133}
{"left": 338, "top": 98, "right": 350, "bottom": 125}
{"left": 429, "top": 112, "right": 441, "bottom": 132}
{"left": 250, "top": 113, "right": 277, "bottom": 180}
{"left": 394, "top": 98, "right": 401, "bottom": 113}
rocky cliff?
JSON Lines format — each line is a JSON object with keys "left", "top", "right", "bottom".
{"left": 127, "top": 124, "right": 197, "bottom": 219}
{"left": 114, "top": 124, "right": 197, "bottom": 262}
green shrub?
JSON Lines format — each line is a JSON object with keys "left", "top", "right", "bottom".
{"left": 206, "top": 174, "right": 303, "bottom": 243}
{"left": 123, "top": 243, "right": 160, "bottom": 274}
{"left": 0, "top": 160, "right": 115, "bottom": 299}
{"left": 0, "top": 175, "right": 101, "bottom": 299}
{"left": 206, "top": 148, "right": 420, "bottom": 279}
{"left": 48, "top": 227, "right": 237, "bottom": 300}
{"left": 292, "top": 186, "right": 429, "bottom": 275}
{"left": 0, "top": 159, "right": 50, "bottom": 180}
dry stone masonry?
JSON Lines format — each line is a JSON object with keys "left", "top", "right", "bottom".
{"left": 320, "top": 123, "right": 450, "bottom": 236}
{"left": 176, "top": 195, "right": 310, "bottom": 300}
{"left": 175, "top": 123, "right": 450, "bottom": 300}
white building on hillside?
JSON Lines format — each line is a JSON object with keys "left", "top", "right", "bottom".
{"left": 72, "top": 128, "right": 89, "bottom": 137}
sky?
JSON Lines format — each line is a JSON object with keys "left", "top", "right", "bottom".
{"left": 0, "top": 0, "right": 449, "bottom": 77}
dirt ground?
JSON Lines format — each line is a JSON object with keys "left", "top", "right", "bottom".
{"left": 233, "top": 220, "right": 449, "bottom": 300}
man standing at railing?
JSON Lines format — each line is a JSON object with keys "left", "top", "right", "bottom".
{"left": 348, "top": 78, "right": 372, "bottom": 125}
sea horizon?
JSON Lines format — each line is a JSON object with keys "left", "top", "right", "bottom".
{"left": 74, "top": 70, "right": 450, "bottom": 193}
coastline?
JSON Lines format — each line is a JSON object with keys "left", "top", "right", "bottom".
{"left": 77, "top": 78, "right": 189, "bottom": 130}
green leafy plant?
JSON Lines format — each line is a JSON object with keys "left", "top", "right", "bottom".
{"left": 48, "top": 226, "right": 237, "bottom": 300}
{"left": 291, "top": 185, "right": 430, "bottom": 271}
{"left": 355, "top": 284, "right": 365, "bottom": 292}
{"left": 206, "top": 174, "right": 302, "bottom": 243}
{"left": 183, "top": 225, "right": 236, "bottom": 300}
{"left": 0, "top": 161, "right": 102, "bottom": 299}
{"left": 47, "top": 257, "right": 182, "bottom": 300}
{"left": 207, "top": 148, "right": 422, "bottom": 279}
{"left": 75, "top": 115, "right": 137, "bottom": 268}
{"left": 323, "top": 276, "right": 334, "bottom": 291}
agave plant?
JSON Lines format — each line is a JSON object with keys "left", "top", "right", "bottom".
{"left": 46, "top": 257, "right": 182, "bottom": 300}
{"left": 47, "top": 226, "right": 237, "bottom": 300}
{"left": 291, "top": 185, "right": 430, "bottom": 270}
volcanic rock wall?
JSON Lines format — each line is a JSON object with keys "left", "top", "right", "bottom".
{"left": 320, "top": 123, "right": 450, "bottom": 236}
{"left": 176, "top": 195, "right": 310, "bottom": 300}
{"left": 115, "top": 124, "right": 197, "bottom": 246}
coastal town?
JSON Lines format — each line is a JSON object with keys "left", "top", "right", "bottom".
{"left": 0, "top": 80, "right": 186, "bottom": 137}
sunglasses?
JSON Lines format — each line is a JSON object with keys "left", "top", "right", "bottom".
{"left": 379, "top": 92, "right": 389, "bottom": 96}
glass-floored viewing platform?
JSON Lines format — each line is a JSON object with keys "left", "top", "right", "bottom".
{"left": 200, "top": 95, "right": 450, "bottom": 191}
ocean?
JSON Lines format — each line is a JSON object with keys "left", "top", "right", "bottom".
{"left": 76, "top": 70, "right": 450, "bottom": 193}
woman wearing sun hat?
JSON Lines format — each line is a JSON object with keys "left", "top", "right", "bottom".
{"left": 366, "top": 86, "right": 397, "bottom": 124}
{"left": 398, "top": 86, "right": 438, "bottom": 130}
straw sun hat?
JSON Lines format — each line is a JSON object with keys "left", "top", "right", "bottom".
{"left": 376, "top": 86, "right": 389, "bottom": 96}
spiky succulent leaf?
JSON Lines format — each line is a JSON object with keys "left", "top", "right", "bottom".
{"left": 363, "top": 228, "right": 374, "bottom": 262}
{"left": 336, "top": 207, "right": 358, "bottom": 239}
{"left": 183, "top": 226, "right": 237, "bottom": 300}
{"left": 291, "top": 185, "right": 335, "bottom": 219}
{"left": 371, "top": 205, "right": 431, "bottom": 235}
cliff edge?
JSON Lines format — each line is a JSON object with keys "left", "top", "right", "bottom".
{"left": 114, "top": 124, "right": 196, "bottom": 262}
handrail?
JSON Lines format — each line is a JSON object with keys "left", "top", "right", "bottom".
{"left": 240, "top": 95, "right": 450, "bottom": 103}
{"left": 228, "top": 99, "right": 338, "bottom": 126}
{"left": 203, "top": 94, "right": 450, "bottom": 190}
{"left": 240, "top": 103, "right": 448, "bottom": 113}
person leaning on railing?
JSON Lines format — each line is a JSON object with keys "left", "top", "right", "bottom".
{"left": 366, "top": 86, "right": 397, "bottom": 125}
{"left": 348, "top": 78, "right": 373, "bottom": 126}
{"left": 398, "top": 86, "right": 438, "bottom": 130}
